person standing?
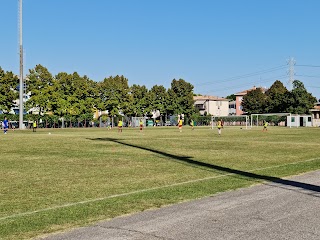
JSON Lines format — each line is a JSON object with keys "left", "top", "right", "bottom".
{"left": 263, "top": 120, "right": 268, "bottom": 132}
{"left": 118, "top": 119, "right": 123, "bottom": 133}
{"left": 3, "top": 116, "right": 9, "bottom": 134}
{"left": 217, "top": 119, "right": 222, "bottom": 136}
{"left": 139, "top": 118, "right": 144, "bottom": 133}
{"left": 33, "top": 120, "right": 37, "bottom": 132}
{"left": 178, "top": 119, "right": 183, "bottom": 132}
{"left": 190, "top": 119, "right": 194, "bottom": 130}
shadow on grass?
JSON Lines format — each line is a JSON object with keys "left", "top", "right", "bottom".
{"left": 88, "top": 137, "right": 320, "bottom": 195}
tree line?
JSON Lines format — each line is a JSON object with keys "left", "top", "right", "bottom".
{"left": 241, "top": 80, "right": 317, "bottom": 114}
{"left": 0, "top": 65, "right": 196, "bottom": 120}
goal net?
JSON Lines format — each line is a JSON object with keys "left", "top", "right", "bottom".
{"left": 131, "top": 117, "right": 146, "bottom": 127}
{"left": 211, "top": 115, "right": 249, "bottom": 129}
{"left": 250, "top": 113, "right": 292, "bottom": 128}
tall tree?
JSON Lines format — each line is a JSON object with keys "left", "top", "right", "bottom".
{"left": 53, "top": 72, "right": 98, "bottom": 116}
{"left": 286, "top": 80, "right": 317, "bottom": 114}
{"left": 0, "top": 67, "right": 19, "bottom": 112}
{"left": 167, "top": 79, "right": 195, "bottom": 116}
{"left": 241, "top": 88, "right": 266, "bottom": 114}
{"left": 148, "top": 85, "right": 168, "bottom": 115}
{"left": 265, "top": 80, "right": 289, "bottom": 113}
{"left": 26, "top": 64, "right": 55, "bottom": 115}
{"left": 129, "top": 84, "right": 149, "bottom": 116}
{"left": 98, "top": 75, "right": 131, "bottom": 116}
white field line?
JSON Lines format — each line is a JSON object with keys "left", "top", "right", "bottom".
{"left": 0, "top": 157, "right": 319, "bottom": 222}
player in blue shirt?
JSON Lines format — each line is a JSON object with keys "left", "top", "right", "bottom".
{"left": 3, "top": 116, "right": 9, "bottom": 134}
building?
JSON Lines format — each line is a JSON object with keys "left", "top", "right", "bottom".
{"left": 287, "top": 115, "right": 312, "bottom": 127}
{"left": 234, "top": 86, "right": 267, "bottom": 115}
{"left": 310, "top": 101, "right": 320, "bottom": 127}
{"left": 228, "top": 100, "right": 236, "bottom": 115}
{"left": 194, "top": 95, "right": 229, "bottom": 116}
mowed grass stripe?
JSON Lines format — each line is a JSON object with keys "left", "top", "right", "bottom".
{"left": 0, "top": 156, "right": 319, "bottom": 222}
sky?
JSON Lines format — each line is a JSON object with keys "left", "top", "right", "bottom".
{"left": 1, "top": 0, "right": 320, "bottom": 99}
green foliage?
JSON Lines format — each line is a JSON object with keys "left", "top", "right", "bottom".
{"left": 286, "top": 80, "right": 317, "bottom": 114}
{"left": 0, "top": 67, "right": 19, "bottom": 112}
{"left": 242, "top": 80, "right": 316, "bottom": 114}
{"left": 129, "top": 84, "right": 149, "bottom": 116}
{"left": 265, "top": 80, "right": 289, "bottom": 113}
{"left": 97, "top": 75, "right": 131, "bottom": 116}
{"left": 167, "top": 79, "right": 196, "bottom": 116}
{"left": 148, "top": 85, "right": 168, "bottom": 115}
{"left": 225, "top": 94, "right": 236, "bottom": 101}
{"left": 241, "top": 88, "right": 266, "bottom": 114}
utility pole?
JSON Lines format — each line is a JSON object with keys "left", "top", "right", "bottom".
{"left": 19, "top": 0, "right": 24, "bottom": 129}
{"left": 287, "top": 57, "right": 295, "bottom": 91}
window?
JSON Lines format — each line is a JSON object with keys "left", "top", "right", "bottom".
{"left": 308, "top": 117, "right": 311, "bottom": 122}
{"left": 291, "top": 117, "right": 295, "bottom": 122}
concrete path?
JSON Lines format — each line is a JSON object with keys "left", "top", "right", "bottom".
{"left": 40, "top": 170, "right": 320, "bottom": 240}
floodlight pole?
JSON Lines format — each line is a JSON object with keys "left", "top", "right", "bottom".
{"left": 19, "top": 0, "right": 24, "bottom": 129}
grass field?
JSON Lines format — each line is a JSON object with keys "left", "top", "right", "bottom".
{"left": 0, "top": 126, "right": 319, "bottom": 239}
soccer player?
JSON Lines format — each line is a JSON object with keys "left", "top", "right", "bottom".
{"left": 118, "top": 119, "right": 123, "bottom": 133}
{"left": 3, "top": 116, "right": 9, "bottom": 134}
{"left": 33, "top": 120, "right": 37, "bottom": 132}
{"left": 139, "top": 118, "right": 144, "bottom": 132}
{"left": 263, "top": 120, "right": 268, "bottom": 132}
{"left": 217, "top": 119, "right": 222, "bottom": 136}
{"left": 178, "top": 119, "right": 183, "bottom": 132}
{"left": 190, "top": 119, "right": 194, "bottom": 130}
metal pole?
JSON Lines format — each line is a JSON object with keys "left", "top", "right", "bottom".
{"left": 19, "top": 0, "right": 24, "bottom": 129}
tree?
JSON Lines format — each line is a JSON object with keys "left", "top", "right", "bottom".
{"left": 129, "top": 84, "right": 149, "bottom": 116}
{"left": 0, "top": 67, "right": 19, "bottom": 112}
{"left": 225, "top": 94, "right": 236, "bottom": 101}
{"left": 241, "top": 88, "right": 266, "bottom": 114}
{"left": 26, "top": 64, "right": 55, "bottom": 115}
{"left": 98, "top": 75, "right": 131, "bottom": 116}
{"left": 286, "top": 80, "right": 317, "bottom": 114}
{"left": 52, "top": 72, "right": 98, "bottom": 117}
{"left": 265, "top": 80, "right": 289, "bottom": 113}
{"left": 167, "top": 79, "right": 195, "bottom": 116}
{"left": 148, "top": 85, "right": 168, "bottom": 115}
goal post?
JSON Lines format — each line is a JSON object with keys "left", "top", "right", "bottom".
{"left": 211, "top": 115, "right": 249, "bottom": 129}
{"left": 250, "top": 113, "right": 292, "bottom": 128}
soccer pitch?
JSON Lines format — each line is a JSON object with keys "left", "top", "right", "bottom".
{"left": 0, "top": 126, "right": 319, "bottom": 239}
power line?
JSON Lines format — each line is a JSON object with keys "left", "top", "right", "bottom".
{"left": 296, "top": 74, "right": 320, "bottom": 78}
{"left": 306, "top": 85, "right": 320, "bottom": 89}
{"left": 296, "top": 64, "right": 320, "bottom": 68}
{"left": 200, "top": 74, "right": 287, "bottom": 96}
{"left": 195, "top": 65, "right": 287, "bottom": 87}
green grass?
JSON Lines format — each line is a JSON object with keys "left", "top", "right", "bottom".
{"left": 0, "top": 126, "right": 319, "bottom": 239}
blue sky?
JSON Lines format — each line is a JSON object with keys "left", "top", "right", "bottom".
{"left": 1, "top": 0, "right": 320, "bottom": 99}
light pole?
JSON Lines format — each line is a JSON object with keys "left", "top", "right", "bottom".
{"left": 19, "top": 0, "right": 24, "bottom": 129}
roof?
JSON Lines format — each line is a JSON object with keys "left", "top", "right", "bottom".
{"left": 194, "top": 100, "right": 206, "bottom": 105}
{"left": 310, "top": 105, "right": 320, "bottom": 111}
{"left": 235, "top": 86, "right": 267, "bottom": 96}
{"left": 193, "top": 95, "right": 229, "bottom": 101}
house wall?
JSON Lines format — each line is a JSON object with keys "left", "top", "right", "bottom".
{"left": 311, "top": 110, "right": 320, "bottom": 127}
{"left": 235, "top": 96, "right": 244, "bottom": 115}
{"left": 229, "top": 101, "right": 236, "bottom": 115}
{"left": 205, "top": 100, "right": 229, "bottom": 116}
